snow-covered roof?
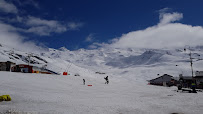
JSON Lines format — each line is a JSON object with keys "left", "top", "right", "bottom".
{"left": 149, "top": 74, "right": 173, "bottom": 81}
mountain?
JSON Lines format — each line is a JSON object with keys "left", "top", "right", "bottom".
{"left": 1, "top": 43, "right": 203, "bottom": 82}
{"left": 1, "top": 43, "right": 203, "bottom": 113}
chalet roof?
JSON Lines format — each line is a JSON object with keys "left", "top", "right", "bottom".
{"left": 0, "top": 61, "right": 15, "bottom": 64}
{"left": 149, "top": 74, "right": 173, "bottom": 81}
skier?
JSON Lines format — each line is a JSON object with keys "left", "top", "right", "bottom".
{"left": 104, "top": 76, "right": 109, "bottom": 84}
{"left": 83, "top": 79, "right": 85, "bottom": 85}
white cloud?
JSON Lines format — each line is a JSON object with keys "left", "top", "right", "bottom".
{"left": 26, "top": 26, "right": 51, "bottom": 36}
{"left": 14, "top": 0, "right": 39, "bottom": 9}
{"left": 109, "top": 12, "right": 203, "bottom": 49}
{"left": 159, "top": 12, "right": 183, "bottom": 26}
{"left": 0, "top": 21, "right": 44, "bottom": 52}
{"left": 0, "top": 16, "right": 24, "bottom": 23}
{"left": 88, "top": 45, "right": 97, "bottom": 49}
{"left": 25, "top": 16, "right": 67, "bottom": 36}
{"left": 85, "top": 34, "right": 94, "bottom": 42}
{"left": 23, "top": 16, "right": 84, "bottom": 36}
{"left": 159, "top": 8, "right": 171, "bottom": 14}
{"left": 26, "top": 16, "right": 58, "bottom": 27}
{"left": 0, "top": 0, "right": 83, "bottom": 36}
{"left": 0, "top": 0, "right": 18, "bottom": 14}
{"left": 0, "top": 16, "right": 73, "bottom": 36}
{"left": 88, "top": 42, "right": 110, "bottom": 49}
{"left": 23, "top": 0, "right": 39, "bottom": 9}
{"left": 67, "top": 22, "right": 84, "bottom": 30}
{"left": 0, "top": 0, "right": 83, "bottom": 51}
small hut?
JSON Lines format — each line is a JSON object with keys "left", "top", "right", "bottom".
{"left": 149, "top": 74, "right": 173, "bottom": 86}
{"left": 0, "top": 61, "right": 15, "bottom": 71}
{"left": 179, "top": 75, "right": 193, "bottom": 88}
{"left": 32, "top": 66, "right": 53, "bottom": 74}
{"left": 13, "top": 64, "right": 33, "bottom": 73}
{"left": 195, "top": 71, "right": 203, "bottom": 89}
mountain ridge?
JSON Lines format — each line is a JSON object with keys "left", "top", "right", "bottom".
{"left": 1, "top": 43, "right": 203, "bottom": 82}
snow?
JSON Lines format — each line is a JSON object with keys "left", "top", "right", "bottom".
{"left": 0, "top": 71, "right": 203, "bottom": 114}
{"left": 1, "top": 44, "right": 203, "bottom": 113}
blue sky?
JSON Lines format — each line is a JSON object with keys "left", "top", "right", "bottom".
{"left": 1, "top": 0, "right": 203, "bottom": 51}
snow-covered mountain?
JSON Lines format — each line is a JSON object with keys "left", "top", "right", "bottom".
{"left": 1, "top": 43, "right": 203, "bottom": 114}
{"left": 1, "top": 43, "right": 203, "bottom": 82}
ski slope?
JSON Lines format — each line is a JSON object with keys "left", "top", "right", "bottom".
{"left": 1, "top": 43, "right": 203, "bottom": 113}
{"left": 0, "top": 71, "right": 203, "bottom": 114}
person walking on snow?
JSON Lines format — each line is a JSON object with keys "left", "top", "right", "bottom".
{"left": 83, "top": 79, "right": 85, "bottom": 85}
{"left": 104, "top": 76, "right": 109, "bottom": 84}
{"left": 191, "top": 82, "right": 197, "bottom": 93}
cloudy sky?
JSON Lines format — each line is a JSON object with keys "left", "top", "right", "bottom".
{"left": 0, "top": 0, "right": 203, "bottom": 51}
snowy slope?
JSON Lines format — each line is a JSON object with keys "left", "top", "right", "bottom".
{"left": 0, "top": 72, "right": 203, "bottom": 114}
{"left": 1, "top": 43, "right": 203, "bottom": 82}
{"left": 1, "top": 43, "right": 203, "bottom": 113}
{"left": 0, "top": 44, "right": 97, "bottom": 77}
{"left": 42, "top": 46, "right": 203, "bottom": 82}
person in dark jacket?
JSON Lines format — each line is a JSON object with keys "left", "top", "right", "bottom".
{"left": 191, "top": 82, "right": 197, "bottom": 93}
{"left": 83, "top": 79, "right": 85, "bottom": 85}
{"left": 104, "top": 76, "right": 109, "bottom": 84}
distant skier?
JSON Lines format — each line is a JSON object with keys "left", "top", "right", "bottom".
{"left": 83, "top": 79, "right": 85, "bottom": 85}
{"left": 104, "top": 76, "right": 109, "bottom": 84}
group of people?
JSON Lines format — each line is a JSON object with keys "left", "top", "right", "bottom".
{"left": 82, "top": 76, "right": 109, "bottom": 85}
